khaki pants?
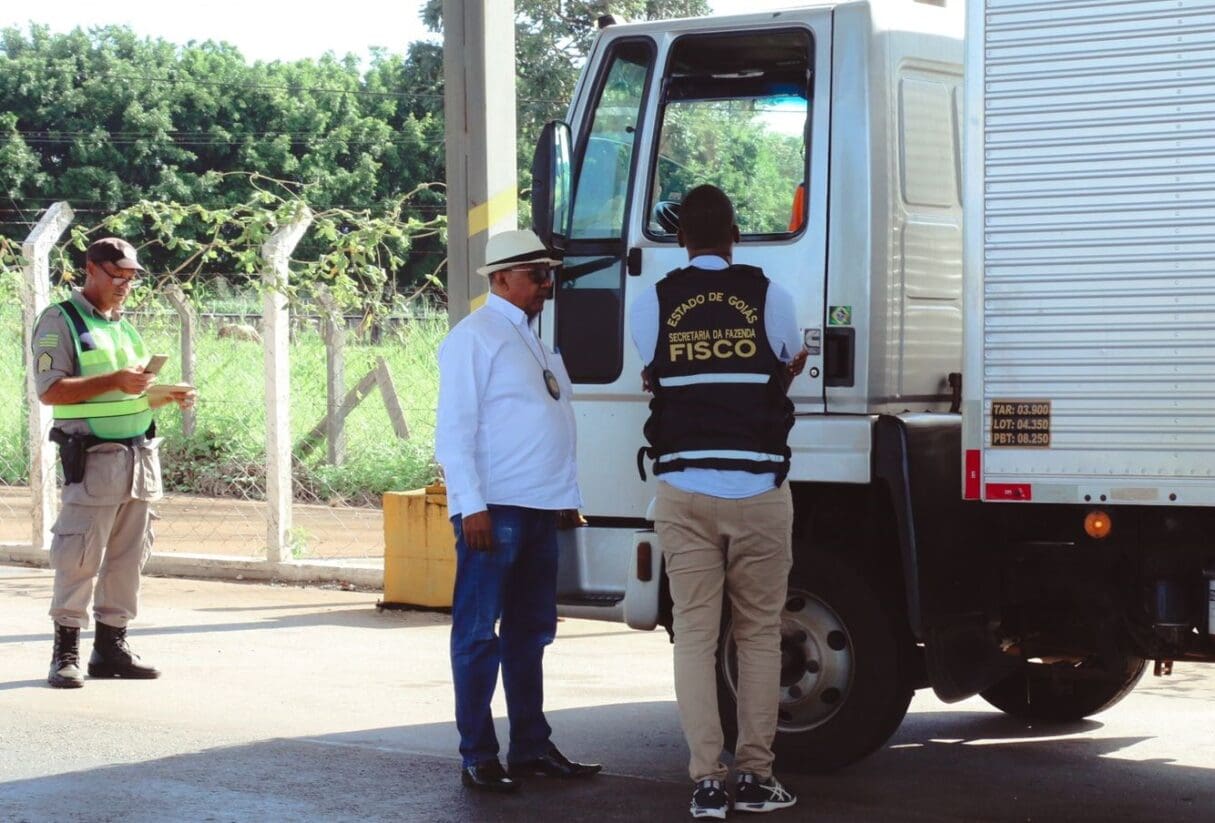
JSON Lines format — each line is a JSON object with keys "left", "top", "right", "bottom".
{"left": 654, "top": 481, "right": 793, "bottom": 782}
{"left": 49, "top": 439, "right": 162, "bottom": 629}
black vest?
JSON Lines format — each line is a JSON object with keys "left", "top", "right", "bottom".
{"left": 640, "top": 264, "right": 793, "bottom": 483}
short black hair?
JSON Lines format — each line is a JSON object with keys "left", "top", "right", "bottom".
{"left": 679, "top": 185, "right": 735, "bottom": 249}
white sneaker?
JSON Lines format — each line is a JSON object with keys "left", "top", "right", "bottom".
{"left": 733, "top": 772, "right": 797, "bottom": 813}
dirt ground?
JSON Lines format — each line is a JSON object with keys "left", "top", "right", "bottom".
{"left": 0, "top": 485, "right": 384, "bottom": 560}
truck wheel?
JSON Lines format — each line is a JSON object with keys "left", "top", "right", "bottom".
{"left": 716, "top": 550, "right": 913, "bottom": 773}
{"left": 979, "top": 656, "right": 1146, "bottom": 722}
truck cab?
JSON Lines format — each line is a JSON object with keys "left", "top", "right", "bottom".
{"left": 530, "top": 0, "right": 967, "bottom": 771}
{"left": 529, "top": 0, "right": 1215, "bottom": 774}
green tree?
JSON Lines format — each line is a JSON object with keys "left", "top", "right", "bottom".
{"left": 1, "top": 5, "right": 715, "bottom": 286}
{"left": 415, "top": 0, "right": 711, "bottom": 179}
{"left": 0, "top": 24, "right": 446, "bottom": 285}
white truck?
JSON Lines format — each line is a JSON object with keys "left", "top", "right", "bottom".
{"left": 526, "top": 0, "right": 1215, "bottom": 772}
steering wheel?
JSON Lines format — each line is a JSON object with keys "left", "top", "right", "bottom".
{"left": 652, "top": 200, "right": 681, "bottom": 234}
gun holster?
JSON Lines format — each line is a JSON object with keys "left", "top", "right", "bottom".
{"left": 49, "top": 428, "right": 88, "bottom": 485}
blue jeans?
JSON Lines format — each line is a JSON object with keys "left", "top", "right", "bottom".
{"left": 450, "top": 505, "right": 558, "bottom": 768}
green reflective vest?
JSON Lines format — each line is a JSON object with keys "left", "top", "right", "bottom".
{"left": 51, "top": 298, "right": 153, "bottom": 439}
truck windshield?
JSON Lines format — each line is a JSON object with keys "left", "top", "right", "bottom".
{"left": 646, "top": 29, "right": 812, "bottom": 239}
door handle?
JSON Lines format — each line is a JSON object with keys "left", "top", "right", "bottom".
{"left": 627, "top": 247, "right": 642, "bottom": 276}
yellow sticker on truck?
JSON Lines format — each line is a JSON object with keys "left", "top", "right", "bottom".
{"left": 990, "top": 400, "right": 1051, "bottom": 448}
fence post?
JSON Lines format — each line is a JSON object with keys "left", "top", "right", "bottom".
{"left": 21, "top": 202, "right": 74, "bottom": 553}
{"left": 316, "top": 287, "right": 346, "bottom": 466}
{"left": 164, "top": 285, "right": 197, "bottom": 437}
{"left": 262, "top": 207, "right": 312, "bottom": 564}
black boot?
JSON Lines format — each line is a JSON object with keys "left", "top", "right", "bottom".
{"left": 48, "top": 623, "right": 84, "bottom": 689}
{"left": 88, "top": 622, "right": 161, "bottom": 679}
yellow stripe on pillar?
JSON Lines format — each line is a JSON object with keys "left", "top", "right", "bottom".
{"left": 467, "top": 186, "right": 518, "bottom": 313}
{"left": 467, "top": 187, "right": 518, "bottom": 237}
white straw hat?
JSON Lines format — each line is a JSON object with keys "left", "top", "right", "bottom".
{"left": 476, "top": 229, "right": 563, "bottom": 277}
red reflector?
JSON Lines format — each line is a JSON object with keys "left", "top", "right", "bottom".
{"left": 964, "top": 450, "right": 981, "bottom": 499}
{"left": 637, "top": 541, "right": 652, "bottom": 582}
{"left": 986, "top": 483, "right": 1032, "bottom": 501}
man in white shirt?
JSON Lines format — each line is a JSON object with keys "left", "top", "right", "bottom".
{"left": 630, "top": 186, "right": 806, "bottom": 819}
{"left": 435, "top": 229, "right": 601, "bottom": 793}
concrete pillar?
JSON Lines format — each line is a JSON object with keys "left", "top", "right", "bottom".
{"left": 164, "top": 285, "right": 197, "bottom": 437}
{"left": 261, "top": 207, "right": 312, "bottom": 564}
{"left": 21, "top": 202, "right": 74, "bottom": 552}
{"left": 316, "top": 287, "right": 345, "bottom": 467}
{"left": 443, "top": 0, "right": 519, "bottom": 325}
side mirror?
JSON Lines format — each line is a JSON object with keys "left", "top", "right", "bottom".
{"left": 531, "top": 120, "right": 573, "bottom": 253}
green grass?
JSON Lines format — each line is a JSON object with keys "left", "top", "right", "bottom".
{"left": 0, "top": 272, "right": 29, "bottom": 485}
{"left": 0, "top": 281, "right": 445, "bottom": 507}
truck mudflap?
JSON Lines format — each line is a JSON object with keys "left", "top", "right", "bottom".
{"left": 873, "top": 413, "right": 1014, "bottom": 701}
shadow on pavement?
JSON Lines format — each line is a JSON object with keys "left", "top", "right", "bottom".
{"left": 800, "top": 708, "right": 1209, "bottom": 822}
{"left": 0, "top": 604, "right": 451, "bottom": 647}
{"left": 2, "top": 703, "right": 1213, "bottom": 822}
{"left": 0, "top": 678, "right": 51, "bottom": 692}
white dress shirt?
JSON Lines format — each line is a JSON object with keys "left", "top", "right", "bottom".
{"left": 628, "top": 254, "right": 802, "bottom": 499}
{"left": 436, "top": 292, "right": 582, "bottom": 517}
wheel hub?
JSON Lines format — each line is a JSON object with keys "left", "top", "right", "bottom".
{"left": 723, "top": 589, "right": 854, "bottom": 732}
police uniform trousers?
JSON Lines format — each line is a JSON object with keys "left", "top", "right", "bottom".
{"left": 49, "top": 438, "right": 162, "bottom": 629}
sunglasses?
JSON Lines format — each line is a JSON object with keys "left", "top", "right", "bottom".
{"left": 513, "top": 266, "right": 554, "bottom": 285}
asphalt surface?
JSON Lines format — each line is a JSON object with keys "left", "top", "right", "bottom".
{"left": 1, "top": 564, "right": 1214, "bottom": 822}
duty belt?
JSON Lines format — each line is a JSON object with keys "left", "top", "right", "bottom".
{"left": 49, "top": 421, "right": 156, "bottom": 451}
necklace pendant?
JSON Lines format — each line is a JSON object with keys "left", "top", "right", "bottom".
{"left": 543, "top": 368, "right": 561, "bottom": 400}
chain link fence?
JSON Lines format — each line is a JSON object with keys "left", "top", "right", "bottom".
{"left": 1, "top": 200, "right": 447, "bottom": 571}
{"left": 0, "top": 266, "right": 31, "bottom": 547}
{"left": 1, "top": 283, "right": 444, "bottom": 563}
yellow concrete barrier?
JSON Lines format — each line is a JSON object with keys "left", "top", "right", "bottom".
{"left": 381, "top": 483, "right": 455, "bottom": 608}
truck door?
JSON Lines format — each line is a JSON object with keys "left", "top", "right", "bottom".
{"left": 548, "top": 14, "right": 831, "bottom": 520}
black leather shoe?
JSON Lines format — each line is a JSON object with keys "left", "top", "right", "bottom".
{"left": 510, "top": 745, "right": 602, "bottom": 779}
{"left": 461, "top": 760, "right": 519, "bottom": 793}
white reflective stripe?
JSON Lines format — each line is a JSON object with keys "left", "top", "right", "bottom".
{"left": 656, "top": 373, "right": 768, "bottom": 387}
{"left": 656, "top": 449, "right": 785, "bottom": 463}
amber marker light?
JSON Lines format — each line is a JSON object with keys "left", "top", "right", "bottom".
{"left": 1084, "top": 510, "right": 1112, "bottom": 539}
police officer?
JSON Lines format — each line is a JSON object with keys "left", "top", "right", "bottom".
{"left": 630, "top": 185, "right": 806, "bottom": 819}
{"left": 33, "top": 237, "right": 195, "bottom": 689}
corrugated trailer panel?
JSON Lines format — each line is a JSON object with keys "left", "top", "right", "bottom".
{"left": 969, "top": 0, "right": 1215, "bottom": 505}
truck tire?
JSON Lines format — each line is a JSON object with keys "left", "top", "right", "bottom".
{"left": 979, "top": 656, "right": 1146, "bottom": 723}
{"left": 716, "top": 550, "right": 913, "bottom": 773}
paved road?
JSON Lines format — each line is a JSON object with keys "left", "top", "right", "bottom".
{"left": 1, "top": 564, "right": 1213, "bottom": 822}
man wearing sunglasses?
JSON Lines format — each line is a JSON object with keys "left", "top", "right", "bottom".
{"left": 435, "top": 229, "right": 600, "bottom": 793}
{"left": 31, "top": 236, "right": 195, "bottom": 689}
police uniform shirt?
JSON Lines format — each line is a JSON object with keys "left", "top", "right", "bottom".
{"left": 629, "top": 254, "right": 802, "bottom": 499}
{"left": 32, "top": 289, "right": 127, "bottom": 437}
{"left": 435, "top": 292, "right": 583, "bottom": 518}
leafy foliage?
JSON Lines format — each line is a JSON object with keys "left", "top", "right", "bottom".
{"left": 416, "top": 0, "right": 711, "bottom": 185}
{"left": 2, "top": 3, "right": 714, "bottom": 286}
{"left": 0, "top": 24, "right": 446, "bottom": 286}
{"left": 22, "top": 178, "right": 444, "bottom": 319}
{"left": 654, "top": 99, "right": 805, "bottom": 234}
